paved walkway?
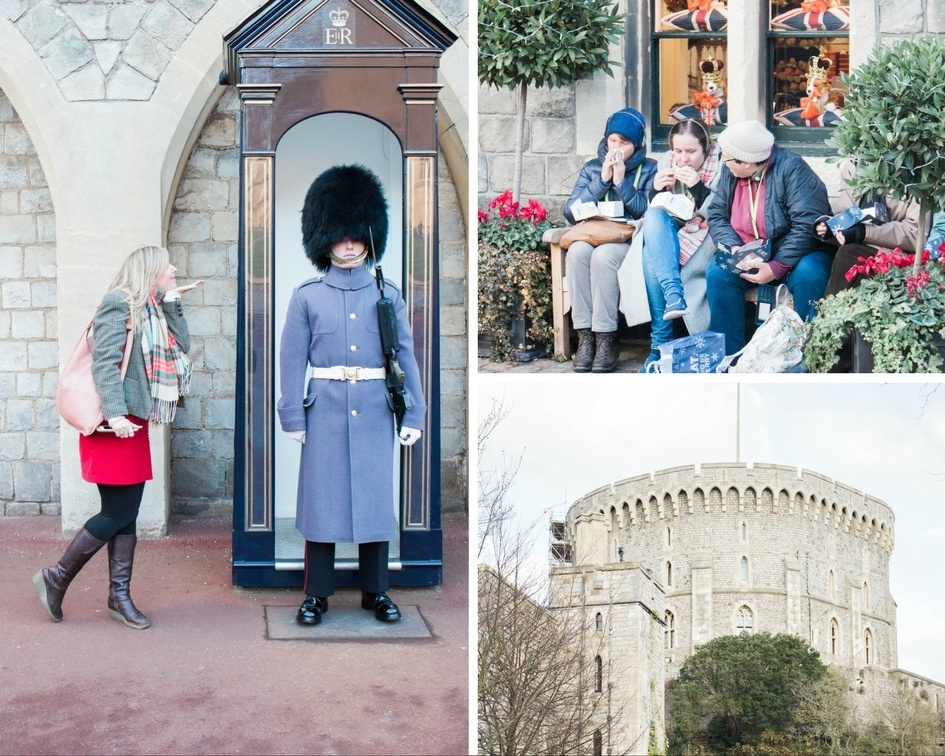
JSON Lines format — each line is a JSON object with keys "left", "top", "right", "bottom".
{"left": 478, "top": 337, "right": 653, "bottom": 374}
{"left": 0, "top": 513, "right": 469, "bottom": 756}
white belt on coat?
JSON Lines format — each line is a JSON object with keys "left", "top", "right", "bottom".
{"left": 309, "top": 365, "right": 387, "bottom": 383}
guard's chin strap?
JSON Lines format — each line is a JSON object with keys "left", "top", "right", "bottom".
{"left": 328, "top": 249, "right": 369, "bottom": 267}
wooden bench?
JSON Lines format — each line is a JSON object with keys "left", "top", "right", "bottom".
{"left": 542, "top": 227, "right": 793, "bottom": 360}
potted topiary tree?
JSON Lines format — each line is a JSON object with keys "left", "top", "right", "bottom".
{"left": 806, "top": 36, "right": 945, "bottom": 372}
{"left": 478, "top": 0, "right": 623, "bottom": 362}
{"left": 478, "top": 0, "right": 623, "bottom": 202}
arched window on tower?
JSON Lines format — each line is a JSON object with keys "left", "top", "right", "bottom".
{"left": 736, "top": 605, "right": 753, "bottom": 634}
{"left": 741, "top": 522, "right": 747, "bottom": 541}
{"left": 863, "top": 581, "right": 870, "bottom": 609}
{"left": 666, "top": 560, "right": 673, "bottom": 587}
{"left": 667, "top": 526, "right": 672, "bottom": 547}
{"left": 593, "top": 729, "right": 603, "bottom": 756}
{"left": 828, "top": 569, "right": 835, "bottom": 598}
{"left": 830, "top": 619, "right": 840, "bottom": 655}
{"left": 864, "top": 628, "right": 873, "bottom": 665}
{"left": 594, "top": 655, "right": 603, "bottom": 693}
{"left": 740, "top": 556, "right": 748, "bottom": 582}
{"left": 665, "top": 610, "right": 676, "bottom": 649}
{"left": 596, "top": 612, "right": 603, "bottom": 632}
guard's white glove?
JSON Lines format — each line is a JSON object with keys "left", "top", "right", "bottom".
{"left": 398, "top": 427, "right": 422, "bottom": 446}
{"left": 287, "top": 430, "right": 306, "bottom": 444}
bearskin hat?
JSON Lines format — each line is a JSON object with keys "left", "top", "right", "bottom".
{"left": 301, "top": 164, "right": 389, "bottom": 272}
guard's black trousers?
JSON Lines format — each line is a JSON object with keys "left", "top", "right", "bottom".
{"left": 303, "top": 540, "right": 389, "bottom": 598}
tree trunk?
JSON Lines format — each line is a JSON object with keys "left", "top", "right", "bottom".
{"left": 912, "top": 195, "right": 930, "bottom": 275}
{"left": 513, "top": 82, "right": 528, "bottom": 203}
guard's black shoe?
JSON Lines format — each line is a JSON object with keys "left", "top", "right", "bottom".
{"left": 361, "top": 591, "right": 401, "bottom": 622}
{"left": 296, "top": 595, "right": 328, "bottom": 625}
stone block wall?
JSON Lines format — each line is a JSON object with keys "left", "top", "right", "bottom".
{"left": 0, "top": 88, "right": 59, "bottom": 515}
{"left": 478, "top": 84, "right": 580, "bottom": 223}
{"left": 164, "top": 86, "right": 241, "bottom": 514}
{"left": 549, "top": 563, "right": 666, "bottom": 756}
{"left": 559, "top": 464, "right": 899, "bottom": 681}
{"left": 0, "top": 80, "right": 467, "bottom": 517}
{"left": 2, "top": 0, "right": 217, "bottom": 102}
{"left": 478, "top": 2, "right": 945, "bottom": 221}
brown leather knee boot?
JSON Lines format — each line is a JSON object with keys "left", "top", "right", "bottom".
{"left": 33, "top": 527, "right": 107, "bottom": 622}
{"left": 107, "top": 534, "right": 150, "bottom": 629}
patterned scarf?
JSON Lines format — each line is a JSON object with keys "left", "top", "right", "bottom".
{"left": 678, "top": 143, "right": 722, "bottom": 265}
{"left": 139, "top": 291, "right": 191, "bottom": 424}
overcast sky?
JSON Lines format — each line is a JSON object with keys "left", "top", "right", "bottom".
{"left": 476, "top": 379, "right": 945, "bottom": 684}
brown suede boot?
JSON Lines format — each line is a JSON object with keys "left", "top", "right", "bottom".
{"left": 591, "top": 331, "right": 619, "bottom": 373}
{"left": 107, "top": 534, "right": 150, "bottom": 629}
{"left": 573, "top": 329, "right": 595, "bottom": 372}
{"left": 33, "top": 527, "right": 107, "bottom": 622}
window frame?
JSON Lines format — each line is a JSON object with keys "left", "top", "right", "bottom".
{"left": 650, "top": 28, "right": 729, "bottom": 148}
{"left": 766, "top": 4, "right": 849, "bottom": 153}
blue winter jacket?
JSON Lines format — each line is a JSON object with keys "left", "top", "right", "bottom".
{"left": 563, "top": 138, "right": 658, "bottom": 224}
{"left": 707, "top": 146, "right": 833, "bottom": 269}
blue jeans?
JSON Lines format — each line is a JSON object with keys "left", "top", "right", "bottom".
{"left": 641, "top": 208, "right": 685, "bottom": 349}
{"left": 706, "top": 250, "right": 833, "bottom": 354}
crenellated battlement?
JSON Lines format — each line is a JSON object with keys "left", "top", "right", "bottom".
{"left": 564, "top": 463, "right": 894, "bottom": 555}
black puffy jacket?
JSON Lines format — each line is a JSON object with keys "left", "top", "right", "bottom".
{"left": 707, "top": 146, "right": 833, "bottom": 269}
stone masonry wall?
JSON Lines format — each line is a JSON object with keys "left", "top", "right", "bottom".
{"left": 2, "top": 0, "right": 218, "bottom": 102}
{"left": 478, "top": 2, "right": 945, "bottom": 218}
{"left": 562, "top": 464, "right": 897, "bottom": 681}
{"left": 0, "top": 87, "right": 58, "bottom": 515}
{"left": 164, "top": 86, "right": 241, "bottom": 514}
{"left": 0, "top": 79, "right": 467, "bottom": 516}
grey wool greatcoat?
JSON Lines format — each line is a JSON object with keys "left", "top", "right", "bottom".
{"left": 92, "top": 290, "right": 191, "bottom": 421}
{"left": 277, "top": 264, "right": 426, "bottom": 544}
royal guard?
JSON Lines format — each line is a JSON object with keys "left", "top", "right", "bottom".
{"left": 277, "top": 164, "right": 426, "bottom": 626}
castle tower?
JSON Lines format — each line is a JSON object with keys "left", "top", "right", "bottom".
{"left": 550, "top": 463, "right": 903, "bottom": 749}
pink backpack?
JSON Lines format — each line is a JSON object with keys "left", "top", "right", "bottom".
{"left": 56, "top": 321, "right": 134, "bottom": 435}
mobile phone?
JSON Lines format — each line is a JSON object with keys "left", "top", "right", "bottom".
{"left": 96, "top": 425, "right": 116, "bottom": 433}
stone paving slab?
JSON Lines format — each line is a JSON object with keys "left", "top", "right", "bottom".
{"left": 266, "top": 604, "right": 432, "bottom": 640}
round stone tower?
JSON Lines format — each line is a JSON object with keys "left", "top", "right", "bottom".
{"left": 555, "top": 463, "right": 896, "bottom": 679}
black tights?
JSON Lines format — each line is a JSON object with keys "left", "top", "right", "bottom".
{"left": 84, "top": 483, "right": 145, "bottom": 542}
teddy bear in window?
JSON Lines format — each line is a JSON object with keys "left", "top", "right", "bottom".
{"left": 693, "top": 57, "right": 725, "bottom": 126}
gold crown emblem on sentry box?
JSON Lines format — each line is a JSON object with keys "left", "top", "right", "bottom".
{"left": 329, "top": 7, "right": 349, "bottom": 26}
{"left": 699, "top": 57, "right": 725, "bottom": 83}
{"left": 807, "top": 55, "right": 833, "bottom": 81}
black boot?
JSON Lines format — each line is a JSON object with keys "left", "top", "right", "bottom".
{"left": 573, "top": 329, "right": 595, "bottom": 372}
{"left": 361, "top": 591, "right": 401, "bottom": 622}
{"left": 591, "top": 331, "right": 619, "bottom": 373}
{"left": 296, "top": 595, "right": 329, "bottom": 626}
{"left": 107, "top": 534, "right": 150, "bottom": 629}
{"left": 33, "top": 527, "right": 107, "bottom": 622}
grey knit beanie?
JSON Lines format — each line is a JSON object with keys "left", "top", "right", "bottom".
{"left": 717, "top": 120, "right": 774, "bottom": 164}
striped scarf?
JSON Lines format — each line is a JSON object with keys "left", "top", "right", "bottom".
{"left": 139, "top": 292, "right": 191, "bottom": 424}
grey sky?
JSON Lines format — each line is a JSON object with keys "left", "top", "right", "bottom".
{"left": 477, "top": 379, "right": 945, "bottom": 683}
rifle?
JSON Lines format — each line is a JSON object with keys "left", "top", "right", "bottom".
{"left": 370, "top": 229, "right": 411, "bottom": 431}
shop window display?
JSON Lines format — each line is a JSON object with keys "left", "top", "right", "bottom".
{"left": 653, "top": 1, "right": 728, "bottom": 134}
{"left": 769, "top": 1, "right": 849, "bottom": 129}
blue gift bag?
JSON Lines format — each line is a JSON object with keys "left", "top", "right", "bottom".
{"left": 649, "top": 332, "right": 726, "bottom": 373}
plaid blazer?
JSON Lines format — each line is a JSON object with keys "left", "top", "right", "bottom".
{"left": 90, "top": 290, "right": 191, "bottom": 422}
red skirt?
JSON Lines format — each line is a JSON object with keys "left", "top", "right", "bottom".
{"left": 79, "top": 416, "right": 153, "bottom": 484}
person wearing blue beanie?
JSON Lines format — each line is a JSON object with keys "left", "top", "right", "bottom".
{"left": 563, "top": 108, "right": 657, "bottom": 372}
